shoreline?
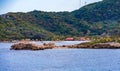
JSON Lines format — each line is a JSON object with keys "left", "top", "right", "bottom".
{"left": 68, "top": 42, "right": 120, "bottom": 49}
{"left": 10, "top": 41, "right": 120, "bottom": 50}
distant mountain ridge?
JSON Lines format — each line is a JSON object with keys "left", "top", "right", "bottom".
{"left": 0, "top": 0, "right": 120, "bottom": 40}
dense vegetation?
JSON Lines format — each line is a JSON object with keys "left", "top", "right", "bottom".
{"left": 0, "top": 0, "right": 120, "bottom": 41}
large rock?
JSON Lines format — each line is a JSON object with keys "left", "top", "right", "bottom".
{"left": 69, "top": 42, "right": 120, "bottom": 49}
{"left": 11, "top": 42, "right": 56, "bottom": 50}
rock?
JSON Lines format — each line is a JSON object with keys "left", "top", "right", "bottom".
{"left": 11, "top": 42, "right": 56, "bottom": 50}
{"left": 43, "top": 42, "right": 56, "bottom": 49}
{"left": 69, "top": 42, "right": 120, "bottom": 49}
{"left": 11, "top": 41, "right": 120, "bottom": 50}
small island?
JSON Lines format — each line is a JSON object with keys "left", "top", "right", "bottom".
{"left": 11, "top": 41, "right": 56, "bottom": 50}
{"left": 10, "top": 37, "right": 120, "bottom": 50}
{"left": 70, "top": 37, "right": 120, "bottom": 49}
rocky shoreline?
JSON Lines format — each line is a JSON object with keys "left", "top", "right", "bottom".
{"left": 10, "top": 41, "right": 120, "bottom": 50}
{"left": 11, "top": 42, "right": 57, "bottom": 50}
{"left": 68, "top": 42, "right": 120, "bottom": 49}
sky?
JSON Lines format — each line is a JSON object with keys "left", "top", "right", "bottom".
{"left": 0, "top": 0, "right": 102, "bottom": 14}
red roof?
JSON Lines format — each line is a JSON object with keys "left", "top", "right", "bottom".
{"left": 65, "top": 37, "right": 74, "bottom": 41}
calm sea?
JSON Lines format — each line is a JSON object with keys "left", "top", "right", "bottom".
{"left": 0, "top": 41, "right": 120, "bottom": 71}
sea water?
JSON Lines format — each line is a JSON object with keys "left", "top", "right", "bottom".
{"left": 0, "top": 41, "right": 120, "bottom": 71}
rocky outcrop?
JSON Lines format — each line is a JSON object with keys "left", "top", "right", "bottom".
{"left": 11, "top": 41, "right": 120, "bottom": 50}
{"left": 69, "top": 42, "right": 120, "bottom": 49}
{"left": 11, "top": 42, "right": 56, "bottom": 50}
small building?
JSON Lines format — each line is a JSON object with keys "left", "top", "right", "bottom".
{"left": 65, "top": 37, "right": 74, "bottom": 41}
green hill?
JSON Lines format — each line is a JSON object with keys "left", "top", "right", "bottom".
{"left": 72, "top": 0, "right": 120, "bottom": 22}
{"left": 72, "top": 0, "right": 120, "bottom": 36}
{"left": 0, "top": 0, "right": 120, "bottom": 41}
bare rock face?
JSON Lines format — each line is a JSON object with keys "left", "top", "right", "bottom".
{"left": 11, "top": 42, "right": 56, "bottom": 50}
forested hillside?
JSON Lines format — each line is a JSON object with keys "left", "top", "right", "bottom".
{"left": 0, "top": 0, "right": 120, "bottom": 41}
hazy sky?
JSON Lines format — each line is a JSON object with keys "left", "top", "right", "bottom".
{"left": 0, "top": 0, "right": 102, "bottom": 14}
